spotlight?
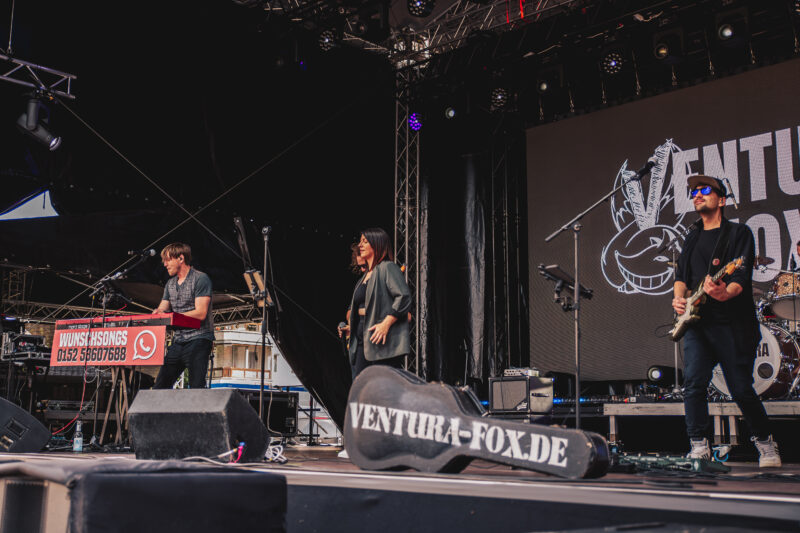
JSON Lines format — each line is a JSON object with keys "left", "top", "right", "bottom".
{"left": 407, "top": 0, "right": 435, "bottom": 17}
{"left": 536, "top": 80, "right": 549, "bottom": 94}
{"left": 717, "top": 23, "right": 734, "bottom": 41}
{"left": 16, "top": 97, "right": 61, "bottom": 151}
{"left": 647, "top": 365, "right": 681, "bottom": 387}
{"left": 408, "top": 112, "right": 422, "bottom": 131}
{"left": 652, "top": 28, "right": 684, "bottom": 65}
{"left": 534, "top": 63, "right": 564, "bottom": 95}
{"left": 600, "top": 51, "right": 624, "bottom": 75}
{"left": 444, "top": 107, "right": 456, "bottom": 119}
{"left": 318, "top": 30, "right": 336, "bottom": 51}
{"left": 714, "top": 8, "right": 749, "bottom": 47}
{"left": 490, "top": 88, "right": 508, "bottom": 110}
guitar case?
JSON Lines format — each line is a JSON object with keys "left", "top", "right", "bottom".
{"left": 344, "top": 366, "right": 609, "bottom": 479}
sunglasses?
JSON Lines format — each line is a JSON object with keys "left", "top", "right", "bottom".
{"left": 689, "top": 185, "right": 721, "bottom": 198}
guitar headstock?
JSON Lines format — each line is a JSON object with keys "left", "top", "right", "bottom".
{"left": 725, "top": 256, "right": 745, "bottom": 275}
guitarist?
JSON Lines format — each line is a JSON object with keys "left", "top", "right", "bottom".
{"left": 671, "top": 174, "right": 781, "bottom": 467}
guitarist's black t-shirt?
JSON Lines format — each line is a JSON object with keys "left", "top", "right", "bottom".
{"left": 688, "top": 228, "right": 729, "bottom": 323}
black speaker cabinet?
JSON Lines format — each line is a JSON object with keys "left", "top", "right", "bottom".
{"left": 245, "top": 391, "right": 299, "bottom": 437}
{"left": 488, "top": 376, "right": 553, "bottom": 414}
{"left": 129, "top": 389, "right": 269, "bottom": 462}
{"left": 0, "top": 397, "right": 50, "bottom": 453}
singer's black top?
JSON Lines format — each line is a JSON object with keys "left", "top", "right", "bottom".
{"left": 351, "top": 282, "right": 367, "bottom": 346}
{"left": 675, "top": 218, "right": 759, "bottom": 348}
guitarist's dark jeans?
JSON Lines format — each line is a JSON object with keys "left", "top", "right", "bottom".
{"left": 682, "top": 324, "right": 770, "bottom": 440}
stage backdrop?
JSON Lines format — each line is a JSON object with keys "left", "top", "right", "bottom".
{"left": 527, "top": 58, "right": 800, "bottom": 381}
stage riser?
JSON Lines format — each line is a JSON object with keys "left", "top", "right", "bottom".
{"left": 286, "top": 485, "right": 798, "bottom": 533}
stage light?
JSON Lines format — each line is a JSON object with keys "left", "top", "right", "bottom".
{"left": 652, "top": 28, "right": 684, "bottom": 65}
{"left": 536, "top": 80, "right": 549, "bottom": 94}
{"left": 16, "top": 97, "right": 61, "bottom": 151}
{"left": 444, "top": 107, "right": 456, "bottom": 119}
{"left": 408, "top": 112, "right": 422, "bottom": 131}
{"left": 407, "top": 0, "right": 435, "bottom": 18}
{"left": 717, "top": 24, "right": 734, "bottom": 41}
{"left": 600, "top": 51, "right": 624, "bottom": 75}
{"left": 490, "top": 88, "right": 508, "bottom": 110}
{"left": 647, "top": 365, "right": 681, "bottom": 387}
{"left": 318, "top": 30, "right": 336, "bottom": 51}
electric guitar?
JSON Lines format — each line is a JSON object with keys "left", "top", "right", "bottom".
{"left": 669, "top": 256, "right": 745, "bottom": 342}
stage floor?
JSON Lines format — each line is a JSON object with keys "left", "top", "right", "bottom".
{"left": 5, "top": 447, "right": 800, "bottom": 532}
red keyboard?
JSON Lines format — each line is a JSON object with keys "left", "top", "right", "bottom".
{"left": 54, "top": 312, "right": 201, "bottom": 331}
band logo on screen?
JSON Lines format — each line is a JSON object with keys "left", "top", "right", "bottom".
{"left": 601, "top": 127, "right": 800, "bottom": 296}
{"left": 601, "top": 139, "right": 689, "bottom": 295}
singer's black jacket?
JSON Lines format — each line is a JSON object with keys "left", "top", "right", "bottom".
{"left": 347, "top": 261, "right": 411, "bottom": 363}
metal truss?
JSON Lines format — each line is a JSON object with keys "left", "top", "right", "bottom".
{"left": 1, "top": 298, "right": 259, "bottom": 327}
{"left": 0, "top": 53, "right": 77, "bottom": 99}
{"left": 394, "top": 67, "right": 422, "bottom": 377}
{"left": 400, "top": 0, "right": 580, "bottom": 58}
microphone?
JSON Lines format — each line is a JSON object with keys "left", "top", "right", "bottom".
{"left": 337, "top": 321, "right": 347, "bottom": 330}
{"left": 790, "top": 255, "right": 797, "bottom": 272}
{"left": 722, "top": 177, "right": 739, "bottom": 210}
{"left": 127, "top": 248, "right": 156, "bottom": 257}
{"left": 630, "top": 157, "right": 657, "bottom": 181}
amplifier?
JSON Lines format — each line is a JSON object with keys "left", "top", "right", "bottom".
{"left": 244, "top": 390, "right": 299, "bottom": 437}
{"left": 488, "top": 376, "right": 553, "bottom": 414}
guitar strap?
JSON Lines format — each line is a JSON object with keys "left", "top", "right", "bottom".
{"left": 706, "top": 219, "right": 733, "bottom": 277}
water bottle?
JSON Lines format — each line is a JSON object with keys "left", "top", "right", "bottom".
{"left": 73, "top": 421, "right": 83, "bottom": 453}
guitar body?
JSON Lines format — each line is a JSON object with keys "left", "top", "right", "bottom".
{"left": 344, "top": 366, "right": 609, "bottom": 479}
{"left": 670, "top": 288, "right": 703, "bottom": 341}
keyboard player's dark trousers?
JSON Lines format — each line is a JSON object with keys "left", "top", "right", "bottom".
{"left": 154, "top": 338, "right": 213, "bottom": 389}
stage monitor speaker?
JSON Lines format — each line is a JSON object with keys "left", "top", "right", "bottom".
{"left": 129, "top": 389, "right": 269, "bottom": 462}
{"left": 489, "top": 376, "right": 553, "bottom": 414}
{"left": 0, "top": 397, "right": 50, "bottom": 453}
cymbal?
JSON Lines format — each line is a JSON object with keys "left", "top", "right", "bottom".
{"left": 755, "top": 256, "right": 775, "bottom": 266}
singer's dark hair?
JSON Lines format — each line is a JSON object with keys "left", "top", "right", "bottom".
{"left": 349, "top": 243, "right": 366, "bottom": 274}
{"left": 161, "top": 243, "right": 192, "bottom": 265}
{"left": 361, "top": 228, "right": 393, "bottom": 269}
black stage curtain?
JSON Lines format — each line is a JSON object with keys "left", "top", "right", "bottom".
{"left": 421, "top": 114, "right": 529, "bottom": 389}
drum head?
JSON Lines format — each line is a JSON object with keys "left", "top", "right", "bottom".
{"left": 710, "top": 323, "right": 792, "bottom": 398}
{"left": 772, "top": 295, "right": 800, "bottom": 322}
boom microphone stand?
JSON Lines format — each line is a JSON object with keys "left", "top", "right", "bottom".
{"left": 545, "top": 160, "right": 655, "bottom": 429}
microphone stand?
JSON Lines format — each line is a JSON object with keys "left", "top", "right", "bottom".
{"left": 545, "top": 172, "right": 649, "bottom": 430}
{"left": 656, "top": 219, "right": 697, "bottom": 398}
{"left": 259, "top": 227, "right": 272, "bottom": 422}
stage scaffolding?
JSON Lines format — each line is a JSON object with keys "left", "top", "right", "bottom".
{"left": 394, "top": 67, "right": 423, "bottom": 377}
{"left": 1, "top": 268, "right": 260, "bottom": 328}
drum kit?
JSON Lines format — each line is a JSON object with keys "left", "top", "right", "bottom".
{"left": 710, "top": 256, "right": 800, "bottom": 401}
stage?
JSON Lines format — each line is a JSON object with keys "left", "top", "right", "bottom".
{"left": 3, "top": 447, "right": 800, "bottom": 532}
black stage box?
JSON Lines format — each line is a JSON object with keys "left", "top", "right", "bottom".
{"left": 489, "top": 376, "right": 553, "bottom": 414}
{"left": 129, "top": 389, "right": 269, "bottom": 462}
{"left": 0, "top": 459, "right": 286, "bottom": 533}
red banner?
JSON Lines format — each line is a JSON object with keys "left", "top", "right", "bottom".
{"left": 50, "top": 325, "right": 166, "bottom": 366}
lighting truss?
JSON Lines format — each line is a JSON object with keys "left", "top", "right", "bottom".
{"left": 1, "top": 298, "right": 259, "bottom": 327}
{"left": 394, "top": 67, "right": 422, "bottom": 377}
{"left": 389, "top": 0, "right": 583, "bottom": 64}
{"left": 0, "top": 53, "right": 77, "bottom": 99}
